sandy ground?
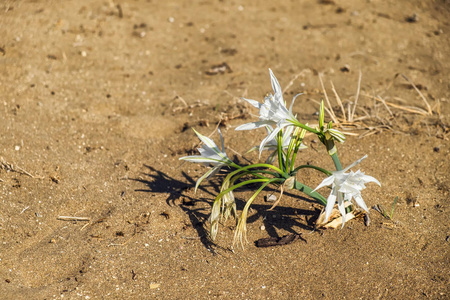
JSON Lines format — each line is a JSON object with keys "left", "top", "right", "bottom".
{"left": 0, "top": 0, "right": 449, "bottom": 299}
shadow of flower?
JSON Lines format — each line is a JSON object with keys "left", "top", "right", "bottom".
{"left": 131, "top": 165, "right": 320, "bottom": 250}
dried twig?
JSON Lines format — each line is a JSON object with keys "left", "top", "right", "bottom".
{"left": 57, "top": 216, "right": 90, "bottom": 222}
{"left": 180, "top": 236, "right": 201, "bottom": 240}
{"left": 398, "top": 73, "right": 432, "bottom": 115}
{"left": 361, "top": 94, "right": 428, "bottom": 115}
{"left": 282, "top": 69, "right": 311, "bottom": 94}
{"left": 0, "top": 157, "right": 37, "bottom": 178}
{"left": 330, "top": 81, "right": 346, "bottom": 119}
{"left": 350, "top": 70, "right": 362, "bottom": 122}
{"left": 377, "top": 95, "right": 394, "bottom": 117}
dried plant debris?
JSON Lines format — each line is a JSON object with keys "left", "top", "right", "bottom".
{"left": 315, "top": 202, "right": 368, "bottom": 229}
{"left": 0, "top": 157, "right": 38, "bottom": 178}
{"left": 171, "top": 97, "right": 208, "bottom": 113}
{"left": 255, "top": 233, "right": 306, "bottom": 248}
{"left": 318, "top": 71, "right": 438, "bottom": 138}
{"left": 205, "top": 62, "right": 232, "bottom": 75}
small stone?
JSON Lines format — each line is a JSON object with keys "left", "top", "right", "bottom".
{"left": 150, "top": 283, "right": 160, "bottom": 289}
{"left": 265, "top": 194, "right": 277, "bottom": 202}
{"left": 405, "top": 13, "right": 418, "bottom": 23}
{"left": 340, "top": 64, "right": 350, "bottom": 72}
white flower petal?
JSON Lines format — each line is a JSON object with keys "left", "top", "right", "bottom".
{"left": 218, "top": 128, "right": 225, "bottom": 152}
{"left": 269, "top": 68, "right": 282, "bottom": 98}
{"left": 235, "top": 121, "right": 271, "bottom": 131}
{"left": 179, "top": 156, "right": 224, "bottom": 164}
{"left": 242, "top": 97, "right": 262, "bottom": 109}
{"left": 313, "top": 175, "right": 335, "bottom": 192}
{"left": 258, "top": 125, "right": 282, "bottom": 157}
{"left": 324, "top": 192, "right": 337, "bottom": 223}
{"left": 195, "top": 168, "right": 215, "bottom": 192}
{"left": 361, "top": 174, "right": 381, "bottom": 186}
{"left": 207, "top": 165, "right": 222, "bottom": 179}
{"left": 343, "top": 155, "right": 367, "bottom": 172}
{"left": 193, "top": 129, "right": 216, "bottom": 149}
{"left": 290, "top": 93, "right": 303, "bottom": 112}
{"left": 337, "top": 193, "right": 347, "bottom": 226}
{"left": 353, "top": 194, "right": 369, "bottom": 212}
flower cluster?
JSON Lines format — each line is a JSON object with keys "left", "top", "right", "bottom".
{"left": 179, "top": 69, "right": 380, "bottom": 247}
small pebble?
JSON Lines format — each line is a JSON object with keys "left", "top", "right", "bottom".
{"left": 265, "top": 194, "right": 277, "bottom": 202}
{"left": 405, "top": 13, "right": 418, "bottom": 23}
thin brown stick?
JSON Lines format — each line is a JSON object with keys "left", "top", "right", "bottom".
{"left": 377, "top": 95, "right": 394, "bottom": 117}
{"left": 180, "top": 236, "right": 202, "bottom": 240}
{"left": 282, "top": 69, "right": 311, "bottom": 94}
{"left": 174, "top": 94, "right": 188, "bottom": 107}
{"left": 318, "top": 74, "right": 338, "bottom": 124}
{"left": 330, "top": 81, "right": 346, "bottom": 119}
{"left": 361, "top": 94, "right": 428, "bottom": 115}
{"left": 432, "top": 99, "right": 441, "bottom": 116}
{"left": 108, "top": 237, "right": 135, "bottom": 246}
{"left": 207, "top": 120, "right": 222, "bottom": 139}
{"left": 0, "top": 157, "right": 36, "bottom": 178}
{"left": 57, "top": 216, "right": 90, "bottom": 222}
{"left": 399, "top": 73, "right": 432, "bottom": 115}
{"left": 268, "top": 185, "right": 284, "bottom": 211}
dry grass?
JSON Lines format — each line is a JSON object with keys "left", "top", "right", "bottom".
{"left": 316, "top": 72, "right": 438, "bottom": 138}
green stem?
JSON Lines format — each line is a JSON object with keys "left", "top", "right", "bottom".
{"left": 330, "top": 152, "right": 343, "bottom": 171}
{"left": 291, "top": 120, "right": 320, "bottom": 134}
{"left": 294, "top": 180, "right": 327, "bottom": 206}
{"left": 291, "top": 165, "right": 332, "bottom": 176}
{"left": 216, "top": 178, "right": 284, "bottom": 203}
{"left": 234, "top": 179, "right": 277, "bottom": 247}
{"left": 246, "top": 170, "right": 280, "bottom": 177}
{"left": 290, "top": 151, "right": 298, "bottom": 173}
{"left": 225, "top": 164, "right": 284, "bottom": 184}
{"left": 277, "top": 131, "right": 284, "bottom": 172}
{"left": 229, "top": 162, "right": 242, "bottom": 169}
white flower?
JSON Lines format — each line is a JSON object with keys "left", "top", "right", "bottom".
{"left": 313, "top": 155, "right": 380, "bottom": 225}
{"left": 179, "top": 128, "right": 233, "bottom": 191}
{"left": 236, "top": 69, "right": 300, "bottom": 156}
{"left": 250, "top": 126, "right": 307, "bottom": 163}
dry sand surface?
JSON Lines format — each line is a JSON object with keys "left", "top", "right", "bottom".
{"left": 0, "top": 0, "right": 449, "bottom": 299}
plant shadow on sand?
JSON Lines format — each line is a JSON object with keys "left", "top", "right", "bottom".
{"left": 132, "top": 164, "right": 321, "bottom": 250}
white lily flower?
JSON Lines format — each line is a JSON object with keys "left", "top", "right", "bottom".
{"left": 180, "top": 128, "right": 233, "bottom": 192}
{"left": 249, "top": 126, "right": 307, "bottom": 163}
{"left": 236, "top": 69, "right": 300, "bottom": 156}
{"left": 313, "top": 155, "right": 381, "bottom": 226}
